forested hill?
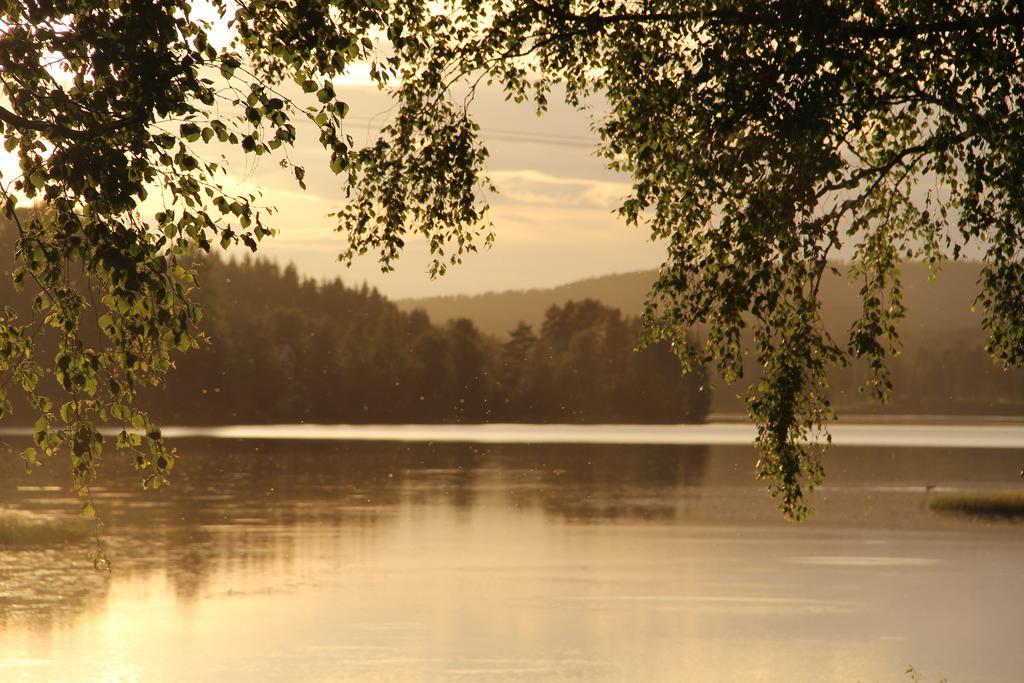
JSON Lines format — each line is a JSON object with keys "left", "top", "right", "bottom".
{"left": 150, "top": 258, "right": 708, "bottom": 424}
{"left": 396, "top": 270, "right": 656, "bottom": 337}
{"left": 0, "top": 218, "right": 709, "bottom": 425}
{"left": 399, "top": 264, "right": 1024, "bottom": 416}
{"left": 397, "top": 263, "right": 984, "bottom": 339}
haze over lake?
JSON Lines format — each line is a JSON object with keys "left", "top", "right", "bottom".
{"left": 2, "top": 424, "right": 1022, "bottom": 682}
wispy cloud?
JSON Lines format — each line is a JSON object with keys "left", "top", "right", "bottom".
{"left": 489, "top": 169, "right": 631, "bottom": 210}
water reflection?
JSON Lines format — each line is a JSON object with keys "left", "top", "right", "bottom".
{"left": 1, "top": 439, "right": 713, "bottom": 619}
{"left": 496, "top": 444, "right": 709, "bottom": 522}
{"left": 1, "top": 436, "right": 1023, "bottom": 682}
{"left": 0, "top": 438, "right": 714, "bottom": 529}
{"left": 2, "top": 436, "right": 1022, "bottom": 611}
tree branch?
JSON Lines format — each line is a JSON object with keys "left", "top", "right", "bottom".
{"left": 0, "top": 103, "right": 77, "bottom": 138}
{"left": 528, "top": 2, "right": 1024, "bottom": 41}
{"left": 819, "top": 130, "right": 972, "bottom": 198}
{"left": 0, "top": 103, "right": 148, "bottom": 141}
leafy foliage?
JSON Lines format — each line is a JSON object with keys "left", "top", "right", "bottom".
{"left": 2, "top": 1, "right": 1023, "bottom": 521}
{"left": 323, "top": 0, "right": 1024, "bottom": 518}
{"left": 0, "top": 0, "right": 376, "bottom": 522}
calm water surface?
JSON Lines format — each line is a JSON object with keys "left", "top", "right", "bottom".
{"left": 1, "top": 425, "right": 1023, "bottom": 682}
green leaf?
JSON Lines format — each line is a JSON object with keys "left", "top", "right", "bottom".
{"left": 20, "top": 447, "right": 38, "bottom": 465}
{"left": 12, "top": 266, "right": 26, "bottom": 291}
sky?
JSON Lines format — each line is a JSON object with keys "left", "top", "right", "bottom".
{"left": 232, "top": 79, "right": 668, "bottom": 299}
{"left": 0, "top": 77, "right": 665, "bottom": 300}
{"left": 0, "top": 67, "right": 982, "bottom": 302}
{"left": 0, "top": 4, "right": 991, "bottom": 303}
{"left": 176, "top": 73, "right": 981, "bottom": 299}
{"left": 0, "top": 11, "right": 668, "bottom": 302}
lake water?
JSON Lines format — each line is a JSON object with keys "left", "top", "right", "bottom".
{"left": 1, "top": 424, "right": 1023, "bottom": 682}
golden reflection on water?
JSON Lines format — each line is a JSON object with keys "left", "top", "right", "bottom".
{"left": 1, "top": 437, "right": 1023, "bottom": 682}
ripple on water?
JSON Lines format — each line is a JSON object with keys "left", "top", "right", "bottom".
{"left": 790, "top": 556, "right": 940, "bottom": 567}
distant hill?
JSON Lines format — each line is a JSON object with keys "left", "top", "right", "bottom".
{"left": 398, "top": 262, "right": 985, "bottom": 340}
{"left": 396, "top": 270, "right": 658, "bottom": 336}
{"left": 399, "top": 262, "right": 1024, "bottom": 416}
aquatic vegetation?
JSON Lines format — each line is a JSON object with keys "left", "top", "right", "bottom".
{"left": 928, "top": 491, "right": 1024, "bottom": 521}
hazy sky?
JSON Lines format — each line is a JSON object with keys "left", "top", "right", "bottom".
{"left": 0, "top": 6, "right": 988, "bottom": 303}
{"left": 0, "top": 51, "right": 667, "bottom": 300}
{"left": 224, "top": 78, "right": 667, "bottom": 299}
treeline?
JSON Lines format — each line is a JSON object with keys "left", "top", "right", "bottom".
{"left": 134, "top": 256, "right": 710, "bottom": 424}
{"left": 0, "top": 213, "right": 708, "bottom": 425}
{"left": 827, "top": 339, "right": 1024, "bottom": 416}
{"left": 402, "top": 263, "right": 1024, "bottom": 416}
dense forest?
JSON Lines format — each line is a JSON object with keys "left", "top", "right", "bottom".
{"left": 0, "top": 218, "right": 710, "bottom": 425}
{"left": 401, "top": 266, "right": 1024, "bottom": 417}
{"left": 145, "top": 258, "right": 710, "bottom": 424}
{"left": 4, "top": 209, "right": 1017, "bottom": 424}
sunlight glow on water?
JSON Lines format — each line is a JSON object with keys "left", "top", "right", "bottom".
{"left": 71, "top": 420, "right": 1024, "bottom": 448}
{"left": 1, "top": 434, "right": 1023, "bottom": 681}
